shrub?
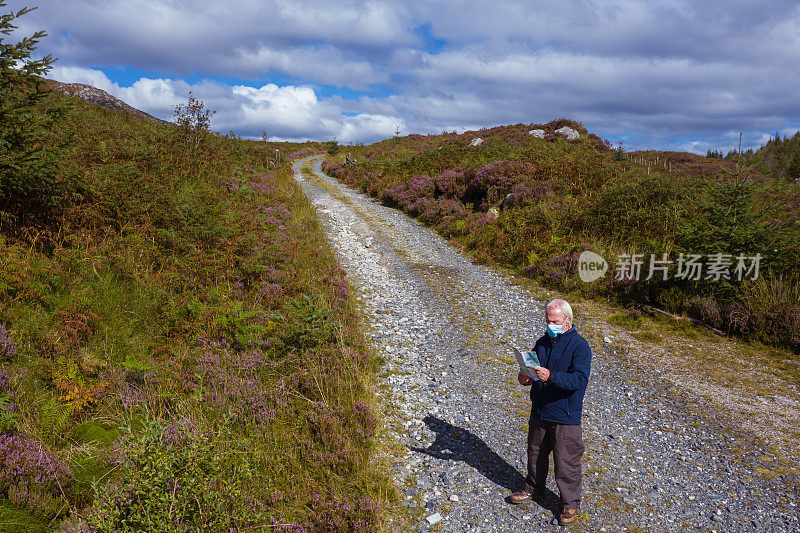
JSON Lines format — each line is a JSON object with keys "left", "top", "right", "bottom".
{"left": 732, "top": 275, "right": 800, "bottom": 349}
{"left": 79, "top": 417, "right": 269, "bottom": 532}
{"left": 465, "top": 160, "right": 540, "bottom": 210}
{"left": 326, "top": 139, "right": 340, "bottom": 155}
{"left": 172, "top": 91, "right": 214, "bottom": 151}
{"left": 0, "top": 432, "right": 73, "bottom": 518}
{"left": 685, "top": 295, "right": 723, "bottom": 328}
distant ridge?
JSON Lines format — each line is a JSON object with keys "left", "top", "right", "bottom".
{"left": 49, "top": 79, "right": 170, "bottom": 125}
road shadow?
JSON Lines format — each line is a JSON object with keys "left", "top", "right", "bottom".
{"left": 409, "top": 415, "right": 558, "bottom": 512}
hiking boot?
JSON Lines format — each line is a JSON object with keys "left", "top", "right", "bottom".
{"left": 558, "top": 508, "right": 578, "bottom": 525}
{"left": 509, "top": 488, "right": 545, "bottom": 504}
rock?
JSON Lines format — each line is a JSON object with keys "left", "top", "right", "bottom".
{"left": 54, "top": 82, "right": 167, "bottom": 124}
{"left": 469, "top": 137, "right": 484, "bottom": 146}
{"left": 508, "top": 507, "right": 525, "bottom": 519}
{"left": 555, "top": 126, "right": 579, "bottom": 140}
{"left": 449, "top": 494, "right": 460, "bottom": 502}
{"left": 500, "top": 192, "right": 522, "bottom": 211}
{"left": 529, "top": 129, "right": 546, "bottom": 138}
{"left": 426, "top": 512, "right": 442, "bottom": 525}
{"left": 603, "top": 336, "right": 612, "bottom": 344}
{"left": 773, "top": 395, "right": 799, "bottom": 407}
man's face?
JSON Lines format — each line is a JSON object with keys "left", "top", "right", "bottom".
{"left": 545, "top": 308, "right": 571, "bottom": 330}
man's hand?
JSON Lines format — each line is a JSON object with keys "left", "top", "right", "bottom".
{"left": 518, "top": 371, "right": 533, "bottom": 386}
{"left": 532, "top": 366, "right": 551, "bottom": 382}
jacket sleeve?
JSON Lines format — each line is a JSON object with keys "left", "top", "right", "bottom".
{"left": 548, "top": 339, "right": 591, "bottom": 391}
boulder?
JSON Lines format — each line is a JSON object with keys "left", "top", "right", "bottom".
{"left": 528, "top": 129, "right": 546, "bottom": 138}
{"left": 555, "top": 126, "right": 579, "bottom": 140}
{"left": 500, "top": 193, "right": 522, "bottom": 211}
{"left": 469, "top": 137, "right": 484, "bottom": 146}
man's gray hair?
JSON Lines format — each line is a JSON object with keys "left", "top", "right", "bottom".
{"left": 545, "top": 299, "right": 573, "bottom": 321}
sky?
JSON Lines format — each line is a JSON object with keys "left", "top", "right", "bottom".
{"left": 7, "top": 0, "right": 800, "bottom": 152}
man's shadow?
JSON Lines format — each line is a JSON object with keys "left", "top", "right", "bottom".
{"left": 409, "top": 415, "right": 558, "bottom": 511}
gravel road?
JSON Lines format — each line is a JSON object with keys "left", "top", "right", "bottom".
{"left": 293, "top": 157, "right": 799, "bottom": 532}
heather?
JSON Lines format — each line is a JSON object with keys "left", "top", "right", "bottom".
{"left": 0, "top": 85, "right": 388, "bottom": 531}
{"left": 323, "top": 122, "right": 800, "bottom": 351}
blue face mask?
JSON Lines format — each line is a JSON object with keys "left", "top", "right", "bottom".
{"left": 546, "top": 323, "right": 562, "bottom": 338}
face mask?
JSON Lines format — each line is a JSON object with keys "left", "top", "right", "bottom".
{"left": 546, "top": 324, "right": 562, "bottom": 338}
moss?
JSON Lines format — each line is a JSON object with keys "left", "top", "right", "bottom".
{"left": 754, "top": 467, "right": 779, "bottom": 479}
{"left": 632, "top": 331, "right": 662, "bottom": 343}
{"left": 0, "top": 501, "right": 49, "bottom": 533}
{"left": 70, "top": 421, "right": 119, "bottom": 446}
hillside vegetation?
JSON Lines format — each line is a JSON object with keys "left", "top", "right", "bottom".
{"left": 324, "top": 121, "right": 800, "bottom": 351}
{"left": 1, "top": 69, "right": 391, "bottom": 533}
{"left": 746, "top": 131, "right": 800, "bottom": 184}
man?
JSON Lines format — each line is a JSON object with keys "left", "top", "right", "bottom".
{"left": 510, "top": 299, "right": 592, "bottom": 526}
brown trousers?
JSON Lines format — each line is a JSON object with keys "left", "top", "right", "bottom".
{"left": 525, "top": 415, "right": 585, "bottom": 510}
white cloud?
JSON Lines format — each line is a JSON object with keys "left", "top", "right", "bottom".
{"left": 12, "top": 0, "right": 800, "bottom": 151}
{"left": 227, "top": 83, "right": 336, "bottom": 137}
{"left": 48, "top": 66, "right": 118, "bottom": 93}
{"left": 47, "top": 67, "right": 406, "bottom": 143}
{"left": 339, "top": 114, "right": 404, "bottom": 144}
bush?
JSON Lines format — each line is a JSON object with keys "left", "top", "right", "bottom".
{"left": 79, "top": 417, "right": 269, "bottom": 532}
{"left": 731, "top": 275, "right": 800, "bottom": 349}
{"left": 172, "top": 91, "right": 214, "bottom": 151}
{"left": 0, "top": 432, "right": 73, "bottom": 519}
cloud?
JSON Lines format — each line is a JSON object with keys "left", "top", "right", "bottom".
{"left": 47, "top": 66, "right": 402, "bottom": 143}
{"left": 228, "top": 45, "right": 385, "bottom": 88}
{"left": 10, "top": 0, "right": 415, "bottom": 87}
{"left": 339, "top": 114, "right": 404, "bottom": 144}
{"left": 225, "top": 84, "right": 337, "bottom": 139}
{"left": 11, "top": 0, "right": 800, "bottom": 152}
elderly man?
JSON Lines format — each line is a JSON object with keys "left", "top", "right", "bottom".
{"left": 510, "top": 299, "right": 592, "bottom": 526}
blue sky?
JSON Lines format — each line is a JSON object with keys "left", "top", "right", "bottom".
{"left": 7, "top": 0, "right": 800, "bottom": 152}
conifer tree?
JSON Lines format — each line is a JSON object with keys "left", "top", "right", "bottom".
{"left": 0, "top": 2, "right": 70, "bottom": 221}
{"left": 786, "top": 150, "right": 800, "bottom": 182}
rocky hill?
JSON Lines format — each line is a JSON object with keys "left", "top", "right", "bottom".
{"left": 49, "top": 79, "right": 170, "bottom": 125}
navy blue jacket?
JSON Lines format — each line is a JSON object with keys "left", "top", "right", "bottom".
{"left": 529, "top": 326, "right": 591, "bottom": 425}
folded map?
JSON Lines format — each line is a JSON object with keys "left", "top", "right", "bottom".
{"left": 512, "top": 346, "right": 541, "bottom": 381}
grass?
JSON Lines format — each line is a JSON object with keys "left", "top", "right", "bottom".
{"left": 0, "top": 90, "right": 394, "bottom": 531}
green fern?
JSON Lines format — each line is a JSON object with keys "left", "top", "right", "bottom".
{"left": 38, "top": 394, "right": 73, "bottom": 445}
{"left": 0, "top": 395, "right": 17, "bottom": 431}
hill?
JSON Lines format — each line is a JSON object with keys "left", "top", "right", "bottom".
{"left": 49, "top": 80, "right": 169, "bottom": 125}
{"left": 0, "top": 78, "right": 390, "bottom": 530}
{"left": 324, "top": 121, "right": 800, "bottom": 351}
